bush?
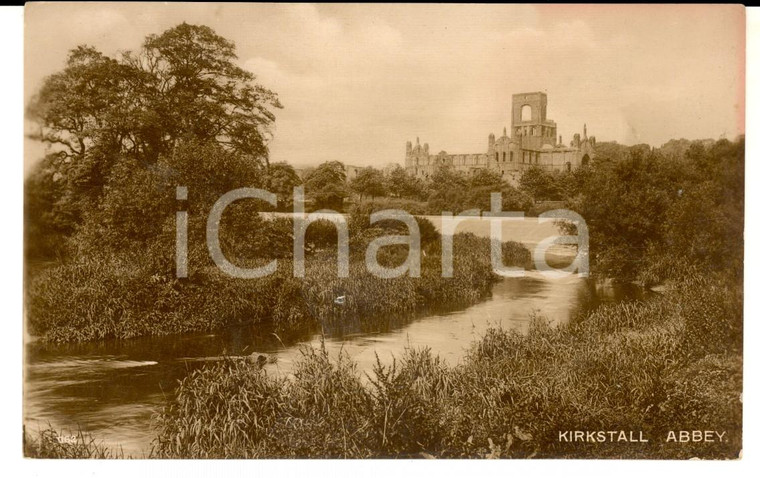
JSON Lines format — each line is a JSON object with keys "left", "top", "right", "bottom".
{"left": 303, "top": 218, "right": 340, "bottom": 249}
{"left": 26, "top": 217, "right": 508, "bottom": 343}
{"left": 415, "top": 216, "right": 440, "bottom": 245}
{"left": 501, "top": 240, "right": 533, "bottom": 269}
{"left": 220, "top": 211, "right": 295, "bottom": 261}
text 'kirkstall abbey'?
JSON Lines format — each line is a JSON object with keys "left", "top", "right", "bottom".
{"left": 405, "top": 92, "right": 596, "bottom": 184}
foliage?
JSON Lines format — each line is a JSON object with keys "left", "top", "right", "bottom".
{"left": 28, "top": 23, "right": 281, "bottom": 165}
{"left": 266, "top": 162, "right": 302, "bottom": 210}
{"left": 219, "top": 213, "right": 295, "bottom": 262}
{"left": 355, "top": 197, "right": 430, "bottom": 216}
{"left": 500, "top": 241, "right": 533, "bottom": 270}
{"left": 385, "top": 164, "right": 425, "bottom": 200}
{"left": 425, "top": 165, "right": 469, "bottom": 212}
{"left": 27, "top": 46, "right": 145, "bottom": 160}
{"left": 26, "top": 214, "right": 511, "bottom": 343}
{"left": 24, "top": 155, "right": 77, "bottom": 260}
{"left": 24, "top": 426, "right": 125, "bottom": 459}
{"left": 421, "top": 165, "right": 532, "bottom": 214}
{"left": 464, "top": 183, "right": 533, "bottom": 213}
{"left": 468, "top": 168, "right": 502, "bottom": 189}
{"left": 26, "top": 23, "right": 281, "bottom": 262}
{"left": 518, "top": 166, "right": 563, "bottom": 201}
{"left": 152, "top": 359, "right": 286, "bottom": 458}
{"left": 69, "top": 139, "right": 267, "bottom": 255}
{"left": 351, "top": 166, "right": 385, "bottom": 202}
{"left": 415, "top": 216, "right": 441, "bottom": 246}
{"left": 303, "top": 161, "right": 350, "bottom": 210}
{"left": 303, "top": 218, "right": 340, "bottom": 249}
{"left": 562, "top": 138, "right": 743, "bottom": 283}
{"left": 152, "top": 272, "right": 742, "bottom": 459}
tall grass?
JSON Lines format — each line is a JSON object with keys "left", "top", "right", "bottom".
{"left": 152, "top": 273, "right": 742, "bottom": 459}
{"left": 24, "top": 426, "right": 125, "bottom": 459}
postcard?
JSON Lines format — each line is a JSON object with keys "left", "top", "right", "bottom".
{"left": 23, "top": 3, "right": 745, "bottom": 459}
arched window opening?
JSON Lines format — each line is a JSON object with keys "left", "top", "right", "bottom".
{"left": 521, "top": 104, "right": 532, "bottom": 121}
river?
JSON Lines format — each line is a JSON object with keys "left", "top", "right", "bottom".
{"left": 24, "top": 216, "right": 644, "bottom": 456}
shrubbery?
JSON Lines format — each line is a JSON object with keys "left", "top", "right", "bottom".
{"left": 26, "top": 210, "right": 526, "bottom": 343}
{"left": 563, "top": 138, "right": 744, "bottom": 283}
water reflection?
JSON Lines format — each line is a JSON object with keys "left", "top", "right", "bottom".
{"left": 24, "top": 272, "right": 645, "bottom": 456}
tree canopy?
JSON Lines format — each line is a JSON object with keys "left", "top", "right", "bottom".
{"left": 385, "top": 165, "right": 425, "bottom": 199}
{"left": 563, "top": 138, "right": 744, "bottom": 282}
{"left": 303, "top": 161, "right": 349, "bottom": 210}
{"left": 518, "top": 166, "right": 563, "bottom": 201}
{"left": 25, "top": 23, "right": 283, "bottom": 260}
{"left": 28, "top": 23, "right": 282, "bottom": 165}
{"left": 351, "top": 166, "right": 385, "bottom": 202}
{"left": 267, "top": 162, "right": 303, "bottom": 209}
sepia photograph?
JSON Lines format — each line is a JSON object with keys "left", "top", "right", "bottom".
{"left": 21, "top": 3, "right": 746, "bottom": 461}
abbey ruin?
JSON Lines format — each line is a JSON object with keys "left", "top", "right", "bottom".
{"left": 405, "top": 92, "right": 596, "bottom": 185}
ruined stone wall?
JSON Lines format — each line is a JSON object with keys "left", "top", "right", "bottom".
{"left": 345, "top": 164, "right": 365, "bottom": 180}
{"left": 404, "top": 93, "right": 596, "bottom": 182}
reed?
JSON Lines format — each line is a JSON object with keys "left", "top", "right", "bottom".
{"left": 24, "top": 426, "right": 125, "bottom": 459}
{"left": 152, "top": 272, "right": 742, "bottom": 459}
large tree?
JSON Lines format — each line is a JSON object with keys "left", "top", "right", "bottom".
{"left": 127, "top": 23, "right": 282, "bottom": 162}
{"left": 351, "top": 167, "right": 385, "bottom": 202}
{"left": 27, "top": 46, "right": 145, "bottom": 160}
{"left": 29, "top": 23, "right": 282, "bottom": 165}
{"left": 266, "top": 162, "right": 302, "bottom": 209}
{"left": 564, "top": 147, "right": 683, "bottom": 281}
{"left": 27, "top": 23, "right": 281, "bottom": 258}
{"left": 425, "top": 165, "right": 468, "bottom": 213}
{"left": 468, "top": 168, "right": 502, "bottom": 189}
{"left": 25, "top": 23, "right": 282, "bottom": 260}
{"left": 303, "top": 161, "right": 349, "bottom": 210}
{"left": 385, "top": 165, "right": 424, "bottom": 199}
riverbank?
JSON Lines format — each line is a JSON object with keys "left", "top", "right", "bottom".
{"left": 25, "top": 272, "right": 740, "bottom": 459}
{"left": 25, "top": 220, "right": 533, "bottom": 344}
{"left": 25, "top": 269, "right": 612, "bottom": 457}
{"left": 148, "top": 272, "right": 741, "bottom": 459}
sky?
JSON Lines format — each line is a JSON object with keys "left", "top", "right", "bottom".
{"left": 24, "top": 3, "right": 745, "bottom": 172}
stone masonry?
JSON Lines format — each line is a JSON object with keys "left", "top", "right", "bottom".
{"left": 405, "top": 92, "right": 595, "bottom": 185}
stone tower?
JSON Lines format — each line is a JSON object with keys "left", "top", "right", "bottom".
{"left": 404, "top": 92, "right": 594, "bottom": 180}
{"left": 511, "top": 92, "right": 557, "bottom": 150}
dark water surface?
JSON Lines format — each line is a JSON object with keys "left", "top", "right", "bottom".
{"left": 24, "top": 272, "right": 644, "bottom": 456}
